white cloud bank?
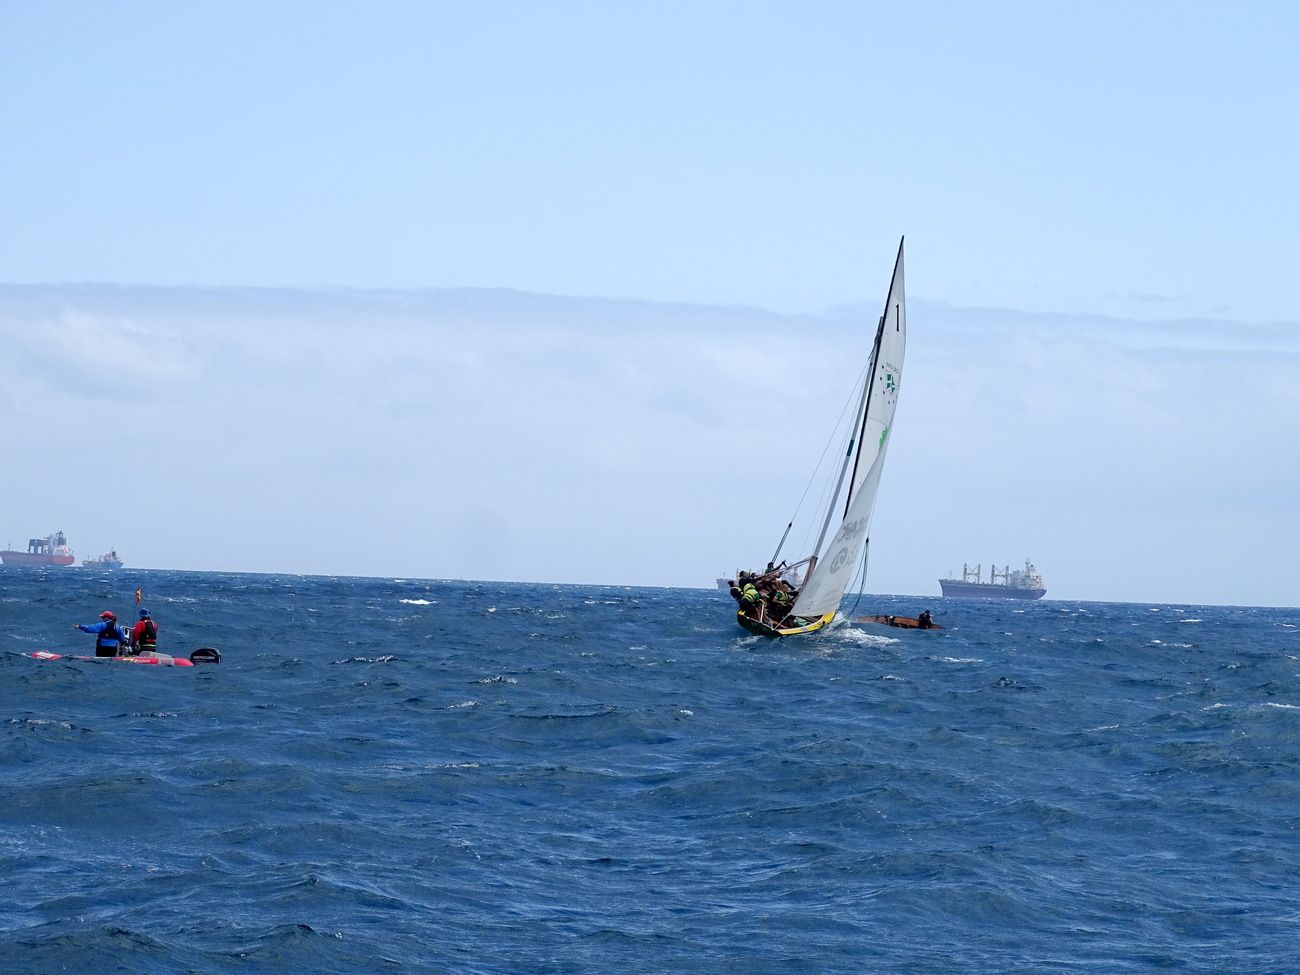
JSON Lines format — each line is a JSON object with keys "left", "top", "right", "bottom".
{"left": 2, "top": 285, "right": 1296, "bottom": 606}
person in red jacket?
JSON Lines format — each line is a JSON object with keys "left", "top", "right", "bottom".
{"left": 130, "top": 608, "right": 158, "bottom": 655}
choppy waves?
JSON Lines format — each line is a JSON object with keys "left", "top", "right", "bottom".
{"left": 2, "top": 571, "right": 1298, "bottom": 973}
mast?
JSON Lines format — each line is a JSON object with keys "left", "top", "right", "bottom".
{"left": 843, "top": 313, "right": 887, "bottom": 517}
{"left": 844, "top": 236, "right": 904, "bottom": 516}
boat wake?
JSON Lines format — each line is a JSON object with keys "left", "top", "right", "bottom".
{"left": 830, "top": 624, "right": 901, "bottom": 647}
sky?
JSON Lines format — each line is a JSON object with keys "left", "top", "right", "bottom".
{"left": 1, "top": 2, "right": 1297, "bottom": 605}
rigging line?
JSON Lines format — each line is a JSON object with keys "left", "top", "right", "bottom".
{"left": 792, "top": 357, "right": 873, "bottom": 559}
{"left": 847, "top": 537, "right": 870, "bottom": 616}
{"left": 780, "top": 354, "right": 872, "bottom": 537}
{"left": 798, "top": 415, "right": 851, "bottom": 562}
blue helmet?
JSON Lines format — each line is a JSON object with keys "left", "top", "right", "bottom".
{"left": 139, "top": 608, "right": 150, "bottom": 618}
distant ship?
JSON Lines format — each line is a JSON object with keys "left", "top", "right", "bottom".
{"left": 83, "top": 549, "right": 124, "bottom": 569}
{"left": 940, "top": 560, "right": 1046, "bottom": 599}
{"left": 1, "top": 531, "right": 76, "bottom": 567}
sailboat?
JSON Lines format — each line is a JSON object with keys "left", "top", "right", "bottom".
{"left": 732, "top": 237, "right": 907, "bottom": 637}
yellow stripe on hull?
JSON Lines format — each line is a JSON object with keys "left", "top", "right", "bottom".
{"left": 736, "top": 611, "right": 836, "bottom": 638}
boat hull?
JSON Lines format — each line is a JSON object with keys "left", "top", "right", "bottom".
{"left": 938, "top": 581, "right": 1045, "bottom": 599}
{"left": 736, "top": 611, "right": 836, "bottom": 638}
{"left": 28, "top": 648, "right": 220, "bottom": 667}
{"left": 1, "top": 552, "right": 75, "bottom": 567}
{"left": 29, "top": 650, "right": 192, "bottom": 667}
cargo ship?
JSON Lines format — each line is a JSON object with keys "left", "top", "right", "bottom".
{"left": 939, "top": 560, "right": 1046, "bottom": 599}
{"left": 1, "top": 531, "right": 76, "bottom": 567}
{"left": 82, "top": 549, "right": 124, "bottom": 569}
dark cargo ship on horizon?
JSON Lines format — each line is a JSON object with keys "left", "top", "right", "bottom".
{"left": 940, "top": 560, "right": 1046, "bottom": 599}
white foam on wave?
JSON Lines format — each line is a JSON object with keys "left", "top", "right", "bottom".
{"left": 939, "top": 656, "right": 982, "bottom": 664}
{"left": 8, "top": 717, "right": 74, "bottom": 729}
{"left": 400, "top": 598, "right": 435, "bottom": 606}
{"left": 836, "top": 626, "right": 900, "bottom": 646}
{"left": 1265, "top": 702, "right": 1300, "bottom": 710}
{"left": 1179, "top": 619, "right": 1203, "bottom": 624}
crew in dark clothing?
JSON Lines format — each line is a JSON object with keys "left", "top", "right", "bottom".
{"left": 131, "top": 608, "right": 158, "bottom": 654}
{"left": 917, "top": 609, "right": 933, "bottom": 629}
{"left": 76, "top": 611, "right": 131, "bottom": 657}
{"left": 769, "top": 586, "right": 792, "bottom": 624}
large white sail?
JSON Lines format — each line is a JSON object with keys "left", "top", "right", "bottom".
{"left": 791, "top": 240, "right": 906, "bottom": 619}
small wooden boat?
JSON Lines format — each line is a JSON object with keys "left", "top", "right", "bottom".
{"left": 858, "top": 614, "right": 943, "bottom": 630}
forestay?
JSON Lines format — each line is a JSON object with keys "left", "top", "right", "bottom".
{"left": 790, "top": 240, "right": 907, "bottom": 620}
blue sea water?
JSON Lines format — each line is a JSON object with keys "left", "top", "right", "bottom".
{"left": 2, "top": 569, "right": 1298, "bottom": 974}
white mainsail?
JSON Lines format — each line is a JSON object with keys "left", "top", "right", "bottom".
{"left": 790, "top": 239, "right": 907, "bottom": 620}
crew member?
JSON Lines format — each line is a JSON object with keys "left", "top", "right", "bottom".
{"left": 917, "top": 609, "right": 933, "bottom": 629}
{"left": 75, "top": 611, "right": 131, "bottom": 657}
{"left": 131, "top": 608, "right": 158, "bottom": 655}
{"left": 769, "top": 586, "right": 792, "bottom": 624}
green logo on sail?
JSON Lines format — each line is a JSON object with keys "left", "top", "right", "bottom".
{"left": 879, "top": 425, "right": 889, "bottom": 448}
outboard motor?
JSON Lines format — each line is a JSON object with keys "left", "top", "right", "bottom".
{"left": 190, "top": 647, "right": 222, "bottom": 665}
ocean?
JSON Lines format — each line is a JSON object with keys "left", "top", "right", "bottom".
{"left": 2, "top": 569, "right": 1297, "bottom": 974}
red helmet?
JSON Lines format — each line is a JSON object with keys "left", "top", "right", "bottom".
{"left": 99, "top": 611, "right": 115, "bottom": 620}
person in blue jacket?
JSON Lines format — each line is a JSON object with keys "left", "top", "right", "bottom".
{"left": 75, "top": 610, "right": 132, "bottom": 657}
